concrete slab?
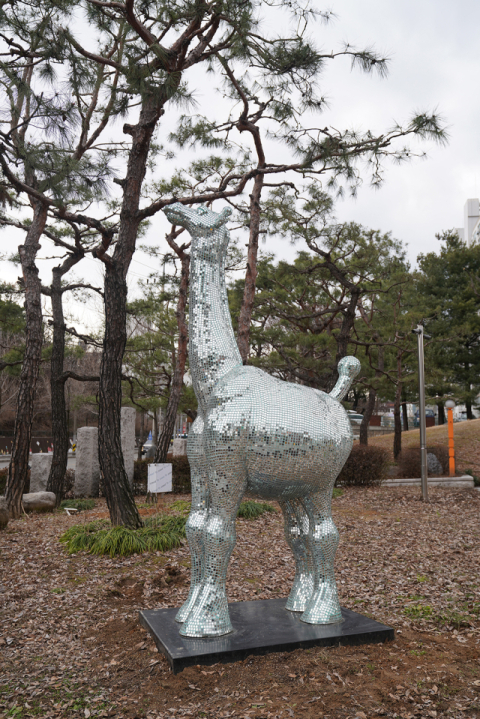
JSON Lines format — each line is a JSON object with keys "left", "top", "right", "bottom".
{"left": 382, "top": 475, "right": 474, "bottom": 488}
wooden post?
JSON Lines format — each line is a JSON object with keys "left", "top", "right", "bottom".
{"left": 446, "top": 401, "right": 455, "bottom": 476}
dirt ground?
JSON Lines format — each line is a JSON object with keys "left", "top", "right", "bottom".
{"left": 1, "top": 486, "right": 480, "bottom": 719}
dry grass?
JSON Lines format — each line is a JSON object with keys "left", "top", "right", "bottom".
{"left": 369, "top": 418, "right": 480, "bottom": 475}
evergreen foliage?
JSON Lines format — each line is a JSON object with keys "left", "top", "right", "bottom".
{"left": 59, "top": 499, "right": 96, "bottom": 512}
{"left": 59, "top": 514, "right": 187, "bottom": 556}
{"left": 417, "top": 232, "right": 480, "bottom": 418}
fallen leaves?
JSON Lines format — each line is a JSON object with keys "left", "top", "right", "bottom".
{"left": 0, "top": 487, "right": 479, "bottom": 719}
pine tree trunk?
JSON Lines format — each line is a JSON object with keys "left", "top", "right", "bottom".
{"left": 401, "top": 401, "right": 409, "bottom": 432}
{"left": 359, "top": 388, "right": 376, "bottom": 445}
{"left": 393, "top": 382, "right": 403, "bottom": 460}
{"left": 155, "top": 253, "right": 189, "bottom": 463}
{"left": 46, "top": 271, "right": 68, "bottom": 506}
{"left": 237, "top": 173, "right": 263, "bottom": 363}
{"left": 98, "top": 97, "right": 161, "bottom": 528}
{"left": 6, "top": 202, "right": 48, "bottom": 517}
{"left": 437, "top": 402, "right": 445, "bottom": 425}
{"left": 330, "top": 289, "right": 361, "bottom": 391}
{"left": 99, "top": 267, "right": 141, "bottom": 527}
{"left": 466, "top": 399, "right": 473, "bottom": 420}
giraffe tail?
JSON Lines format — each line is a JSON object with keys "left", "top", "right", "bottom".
{"left": 329, "top": 356, "right": 361, "bottom": 402}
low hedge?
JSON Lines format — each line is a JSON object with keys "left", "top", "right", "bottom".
{"left": 397, "top": 446, "right": 449, "bottom": 478}
{"left": 336, "top": 444, "right": 389, "bottom": 487}
{"left": 0, "top": 467, "right": 7, "bottom": 495}
{"left": 134, "top": 455, "right": 191, "bottom": 494}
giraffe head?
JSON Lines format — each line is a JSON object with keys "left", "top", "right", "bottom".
{"left": 163, "top": 203, "right": 232, "bottom": 250}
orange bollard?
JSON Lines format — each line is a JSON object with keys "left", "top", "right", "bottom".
{"left": 446, "top": 402, "right": 455, "bottom": 476}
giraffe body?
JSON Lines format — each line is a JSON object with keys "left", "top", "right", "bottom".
{"left": 163, "top": 203, "right": 360, "bottom": 638}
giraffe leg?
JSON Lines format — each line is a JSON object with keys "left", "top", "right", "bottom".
{"left": 279, "top": 499, "right": 314, "bottom": 612}
{"left": 175, "top": 415, "right": 209, "bottom": 623}
{"left": 300, "top": 489, "right": 343, "bottom": 625}
{"left": 180, "top": 459, "right": 246, "bottom": 638}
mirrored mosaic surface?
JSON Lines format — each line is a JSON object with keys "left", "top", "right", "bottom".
{"left": 162, "top": 203, "right": 360, "bottom": 638}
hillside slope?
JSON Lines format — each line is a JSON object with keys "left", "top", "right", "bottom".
{"left": 369, "top": 418, "right": 480, "bottom": 476}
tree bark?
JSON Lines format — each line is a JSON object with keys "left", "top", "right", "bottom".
{"left": 237, "top": 173, "right": 264, "bottom": 363}
{"left": 45, "top": 271, "right": 69, "bottom": 505}
{"left": 137, "top": 410, "right": 145, "bottom": 461}
{"left": 466, "top": 398, "right": 473, "bottom": 420}
{"left": 437, "top": 401, "right": 445, "bottom": 425}
{"left": 359, "top": 388, "right": 376, "bottom": 445}
{"left": 393, "top": 353, "right": 403, "bottom": 460}
{"left": 155, "top": 252, "right": 190, "bottom": 463}
{"left": 6, "top": 202, "right": 48, "bottom": 517}
{"left": 401, "top": 401, "right": 409, "bottom": 432}
{"left": 98, "top": 97, "right": 162, "bottom": 528}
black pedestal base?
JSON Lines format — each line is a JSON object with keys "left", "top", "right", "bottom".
{"left": 139, "top": 598, "right": 394, "bottom": 674}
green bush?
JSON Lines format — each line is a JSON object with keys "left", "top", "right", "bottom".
{"left": 0, "top": 467, "right": 31, "bottom": 494}
{"left": 171, "top": 456, "right": 191, "bottom": 493}
{"left": 60, "top": 498, "right": 96, "bottom": 512}
{"left": 237, "top": 500, "right": 277, "bottom": 518}
{"left": 0, "top": 467, "right": 7, "bottom": 495}
{"left": 336, "top": 444, "right": 389, "bottom": 487}
{"left": 170, "top": 499, "right": 277, "bottom": 519}
{"left": 397, "top": 446, "right": 449, "bottom": 478}
{"left": 464, "top": 469, "right": 480, "bottom": 486}
{"left": 59, "top": 514, "right": 187, "bottom": 557}
{"left": 133, "top": 456, "right": 191, "bottom": 494}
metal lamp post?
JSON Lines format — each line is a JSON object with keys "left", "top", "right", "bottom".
{"left": 445, "top": 399, "right": 456, "bottom": 476}
{"left": 412, "top": 325, "right": 430, "bottom": 502}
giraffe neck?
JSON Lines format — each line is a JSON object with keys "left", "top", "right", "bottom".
{"left": 189, "top": 244, "right": 242, "bottom": 412}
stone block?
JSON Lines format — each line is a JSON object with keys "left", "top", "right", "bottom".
{"left": 121, "top": 407, "right": 136, "bottom": 485}
{"left": 0, "top": 497, "right": 8, "bottom": 529}
{"left": 172, "top": 438, "right": 187, "bottom": 457}
{"left": 29, "top": 453, "right": 53, "bottom": 493}
{"left": 22, "top": 491, "right": 56, "bottom": 512}
{"left": 75, "top": 427, "right": 99, "bottom": 497}
{"left": 140, "top": 598, "right": 394, "bottom": 674}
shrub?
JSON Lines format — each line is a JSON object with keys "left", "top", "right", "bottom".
{"left": 0, "top": 467, "right": 30, "bottom": 494}
{"left": 133, "top": 456, "right": 192, "bottom": 495}
{"left": 59, "top": 513, "right": 187, "bottom": 557}
{"left": 336, "top": 444, "right": 389, "bottom": 487}
{"left": 237, "top": 500, "right": 277, "bottom": 518}
{"left": 464, "top": 469, "right": 480, "bottom": 486}
{"left": 63, "top": 469, "right": 75, "bottom": 499}
{"left": 170, "top": 498, "right": 277, "bottom": 519}
{"left": 0, "top": 467, "right": 7, "bottom": 495}
{"left": 171, "top": 456, "right": 191, "bottom": 493}
{"left": 397, "top": 446, "right": 449, "bottom": 479}
{"left": 60, "top": 498, "right": 96, "bottom": 512}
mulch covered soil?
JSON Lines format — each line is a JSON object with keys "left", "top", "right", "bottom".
{"left": 1, "top": 487, "right": 480, "bottom": 719}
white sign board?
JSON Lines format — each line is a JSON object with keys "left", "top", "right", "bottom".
{"left": 148, "top": 463, "right": 173, "bottom": 493}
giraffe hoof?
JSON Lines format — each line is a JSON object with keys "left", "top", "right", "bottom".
{"left": 285, "top": 573, "right": 314, "bottom": 612}
{"left": 175, "top": 585, "right": 202, "bottom": 623}
{"left": 300, "top": 583, "right": 343, "bottom": 625}
{"left": 179, "top": 584, "right": 233, "bottom": 637}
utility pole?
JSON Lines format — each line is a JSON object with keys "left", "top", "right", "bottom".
{"left": 412, "top": 325, "right": 430, "bottom": 502}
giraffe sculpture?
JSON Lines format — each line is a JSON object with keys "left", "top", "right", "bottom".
{"left": 163, "top": 202, "right": 361, "bottom": 638}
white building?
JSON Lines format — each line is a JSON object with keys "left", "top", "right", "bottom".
{"left": 456, "top": 198, "right": 480, "bottom": 246}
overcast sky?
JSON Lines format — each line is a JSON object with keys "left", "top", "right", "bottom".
{"left": 1, "top": 0, "right": 479, "bottom": 328}
{"left": 319, "top": 0, "right": 480, "bottom": 261}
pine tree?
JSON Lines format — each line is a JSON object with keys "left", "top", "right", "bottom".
{"left": 0, "top": 0, "right": 446, "bottom": 524}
